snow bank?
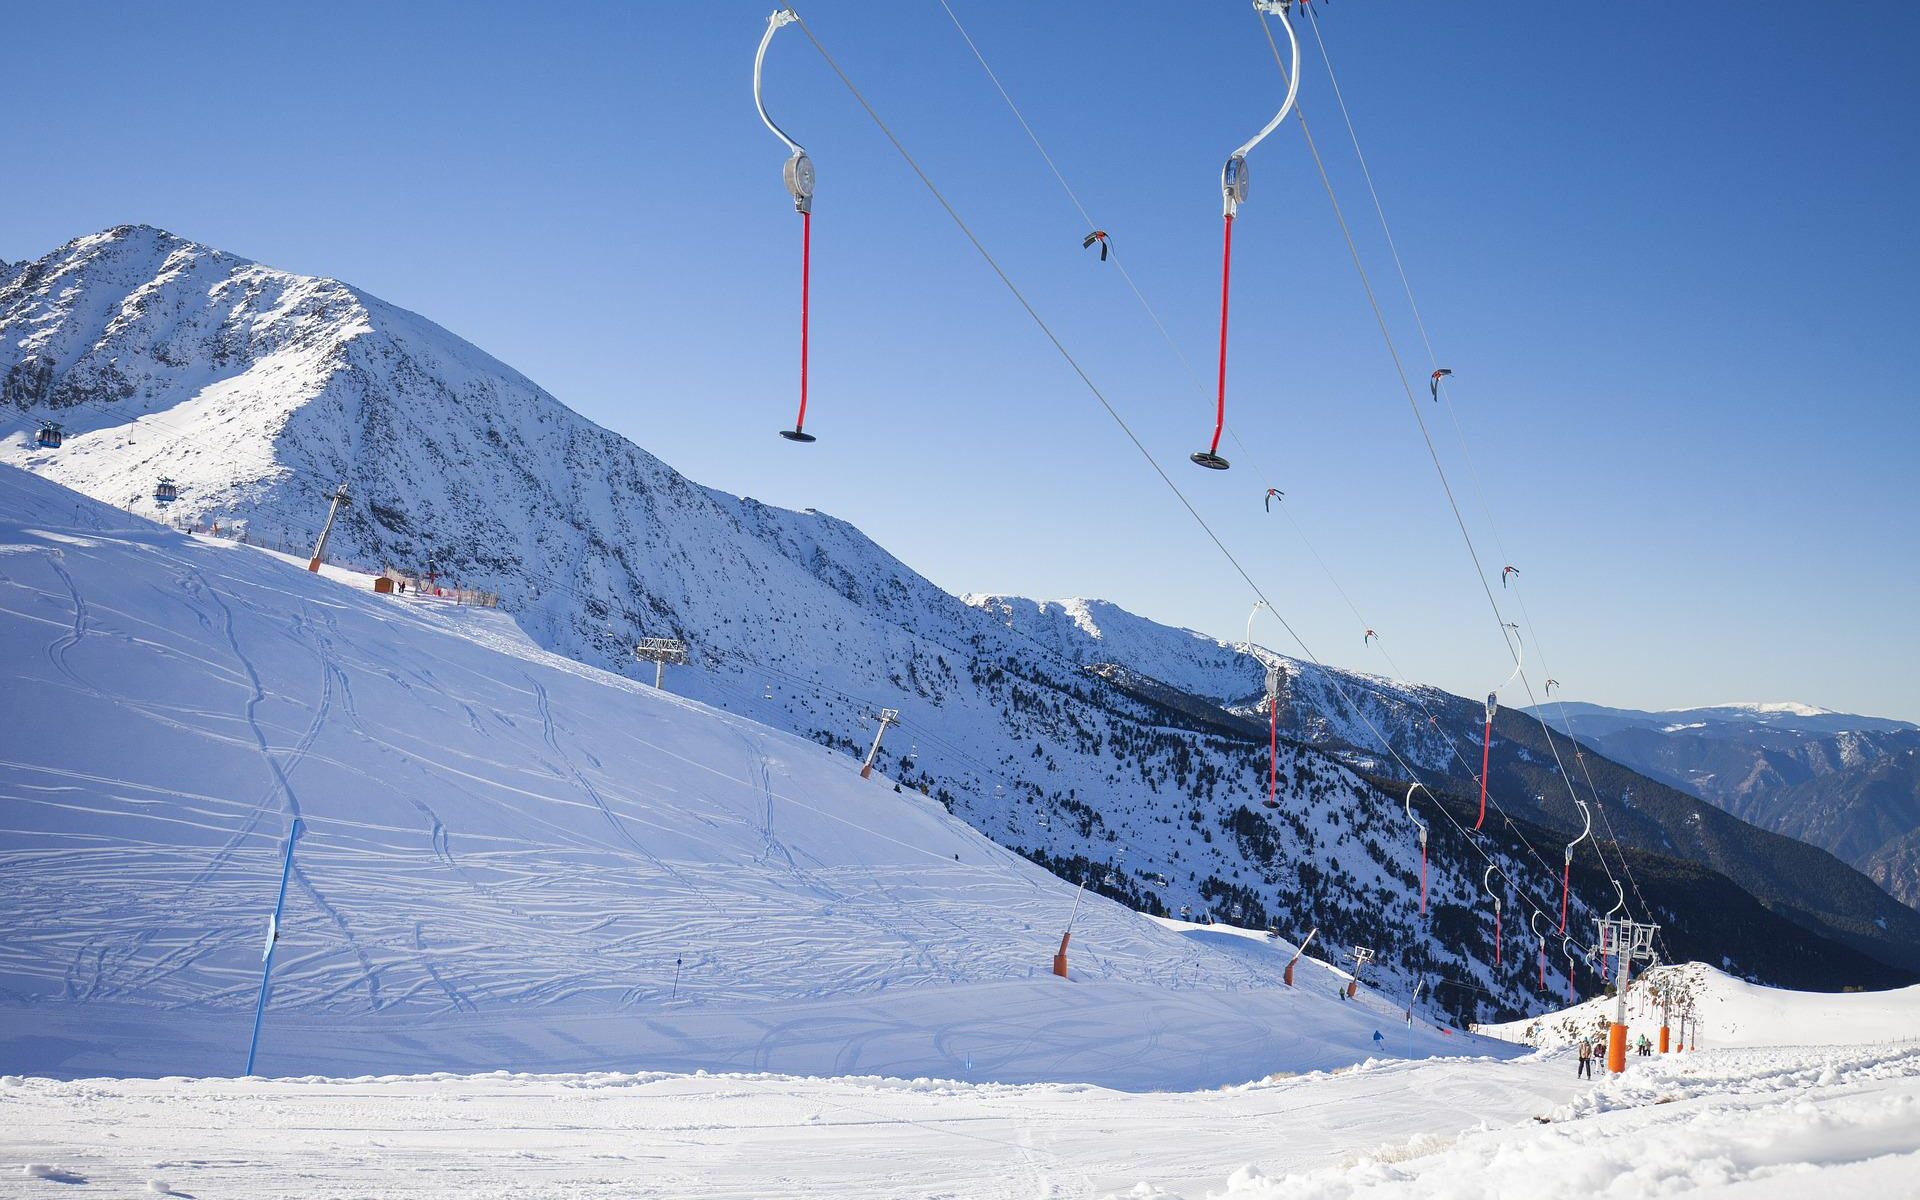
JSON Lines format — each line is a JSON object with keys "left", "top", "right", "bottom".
{"left": 1211, "top": 1043, "right": 1920, "bottom": 1199}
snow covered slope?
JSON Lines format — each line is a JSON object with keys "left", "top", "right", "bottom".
{"left": 5, "top": 226, "right": 1913, "bottom": 1023}
{"left": 0, "top": 464, "right": 1507, "bottom": 1083}
{"left": 1479, "top": 961, "right": 1920, "bottom": 1052}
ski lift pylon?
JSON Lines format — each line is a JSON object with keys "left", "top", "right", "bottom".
{"left": 1600, "top": 880, "right": 1626, "bottom": 981}
{"left": 1192, "top": 0, "right": 1301, "bottom": 472}
{"left": 754, "top": 7, "right": 819, "bottom": 443}
{"left": 1343, "top": 944, "right": 1375, "bottom": 1000}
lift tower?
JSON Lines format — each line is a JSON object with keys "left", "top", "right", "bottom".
{"left": 634, "top": 638, "right": 688, "bottom": 689}
{"left": 1595, "top": 916, "right": 1661, "bottom": 1073}
{"left": 858, "top": 708, "right": 900, "bottom": 780}
{"left": 309, "top": 482, "right": 351, "bottom": 572}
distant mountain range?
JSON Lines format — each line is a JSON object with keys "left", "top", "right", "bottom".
{"left": 1546, "top": 701, "right": 1914, "bottom": 738}
{"left": 1540, "top": 702, "right": 1920, "bottom": 910}
{"left": 6, "top": 225, "right": 1917, "bottom": 1020}
{"left": 978, "top": 600, "right": 1920, "bottom": 976}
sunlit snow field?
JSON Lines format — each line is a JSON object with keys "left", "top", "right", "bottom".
{"left": 5, "top": 1044, "right": 1919, "bottom": 1198}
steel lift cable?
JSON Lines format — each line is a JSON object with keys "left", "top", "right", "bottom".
{"left": 1300, "top": 7, "right": 1662, "bottom": 945}
{"left": 1253, "top": 15, "right": 1638, "bottom": 936}
{"left": 927, "top": 0, "right": 1576, "bottom": 906}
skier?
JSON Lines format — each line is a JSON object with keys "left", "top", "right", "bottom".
{"left": 1577, "top": 1037, "right": 1594, "bottom": 1079}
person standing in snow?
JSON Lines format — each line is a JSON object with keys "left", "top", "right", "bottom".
{"left": 1577, "top": 1038, "right": 1593, "bottom": 1079}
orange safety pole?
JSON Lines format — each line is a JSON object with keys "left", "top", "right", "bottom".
{"left": 1052, "top": 931, "right": 1070, "bottom": 978}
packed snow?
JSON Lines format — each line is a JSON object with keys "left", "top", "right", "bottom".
{"left": 3, "top": 1042, "right": 1918, "bottom": 1197}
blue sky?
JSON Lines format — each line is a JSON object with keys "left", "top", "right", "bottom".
{"left": 7, "top": 2, "right": 1917, "bottom": 721}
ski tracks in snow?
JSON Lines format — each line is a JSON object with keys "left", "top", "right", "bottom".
{"left": 173, "top": 570, "right": 390, "bottom": 1009}
{"left": 526, "top": 671, "right": 697, "bottom": 892}
{"left": 42, "top": 552, "right": 91, "bottom": 695}
{"left": 184, "top": 569, "right": 327, "bottom": 885}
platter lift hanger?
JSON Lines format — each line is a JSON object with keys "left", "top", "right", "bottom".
{"left": 754, "top": 7, "right": 819, "bottom": 443}
{"left": 1192, "top": 0, "right": 1300, "bottom": 471}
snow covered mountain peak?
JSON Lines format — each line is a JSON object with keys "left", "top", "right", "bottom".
{"left": 1710, "top": 701, "right": 1837, "bottom": 718}
{"left": 964, "top": 593, "right": 1281, "bottom": 701}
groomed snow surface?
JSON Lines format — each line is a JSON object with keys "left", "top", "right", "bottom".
{"left": 4, "top": 1043, "right": 1918, "bottom": 1197}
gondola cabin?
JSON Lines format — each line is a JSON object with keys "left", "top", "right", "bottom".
{"left": 35, "top": 422, "right": 64, "bottom": 449}
{"left": 153, "top": 477, "right": 178, "bottom": 505}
